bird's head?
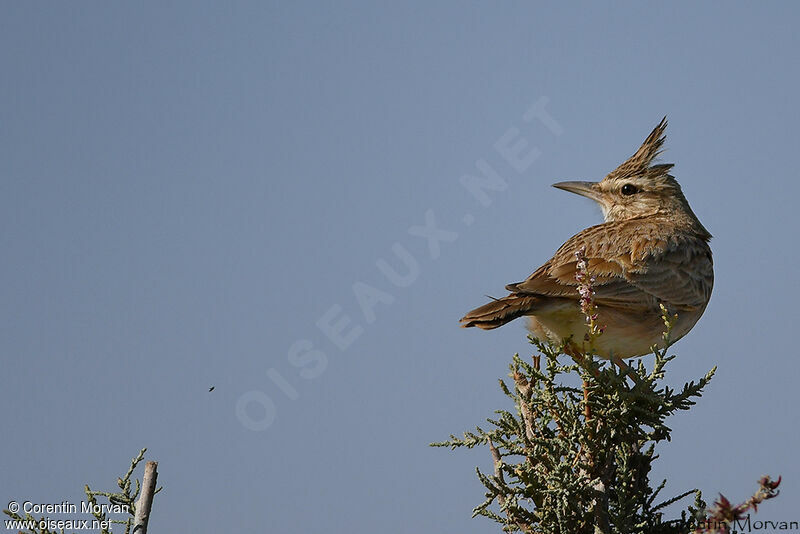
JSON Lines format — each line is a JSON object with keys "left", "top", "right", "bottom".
{"left": 553, "top": 118, "right": 708, "bottom": 236}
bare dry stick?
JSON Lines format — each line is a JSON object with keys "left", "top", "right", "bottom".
{"left": 133, "top": 461, "right": 158, "bottom": 534}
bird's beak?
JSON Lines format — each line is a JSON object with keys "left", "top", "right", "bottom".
{"left": 552, "top": 181, "right": 602, "bottom": 202}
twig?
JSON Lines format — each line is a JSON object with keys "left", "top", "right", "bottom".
{"left": 612, "top": 355, "right": 643, "bottom": 387}
{"left": 489, "top": 439, "right": 531, "bottom": 533}
{"left": 513, "top": 369, "right": 544, "bottom": 447}
{"left": 582, "top": 379, "right": 592, "bottom": 424}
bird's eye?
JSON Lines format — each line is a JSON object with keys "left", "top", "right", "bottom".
{"left": 621, "top": 184, "right": 638, "bottom": 196}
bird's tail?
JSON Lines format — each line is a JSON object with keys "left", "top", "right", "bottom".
{"left": 459, "top": 294, "right": 537, "bottom": 330}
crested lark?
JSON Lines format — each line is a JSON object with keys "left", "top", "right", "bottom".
{"left": 460, "top": 118, "right": 713, "bottom": 359}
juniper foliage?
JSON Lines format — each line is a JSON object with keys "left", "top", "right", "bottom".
{"left": 433, "top": 306, "right": 719, "bottom": 533}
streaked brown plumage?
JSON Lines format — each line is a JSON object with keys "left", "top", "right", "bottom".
{"left": 460, "top": 118, "right": 713, "bottom": 358}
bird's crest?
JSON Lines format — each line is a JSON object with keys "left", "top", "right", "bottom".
{"left": 608, "top": 117, "right": 673, "bottom": 180}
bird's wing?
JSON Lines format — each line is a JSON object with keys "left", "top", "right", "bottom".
{"left": 507, "top": 259, "right": 651, "bottom": 311}
{"left": 624, "top": 239, "right": 714, "bottom": 310}
{"left": 507, "top": 220, "right": 712, "bottom": 311}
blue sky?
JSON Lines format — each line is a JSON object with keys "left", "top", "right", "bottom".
{"left": 2, "top": 2, "right": 799, "bottom": 532}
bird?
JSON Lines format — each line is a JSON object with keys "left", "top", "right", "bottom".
{"left": 460, "top": 118, "right": 713, "bottom": 361}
